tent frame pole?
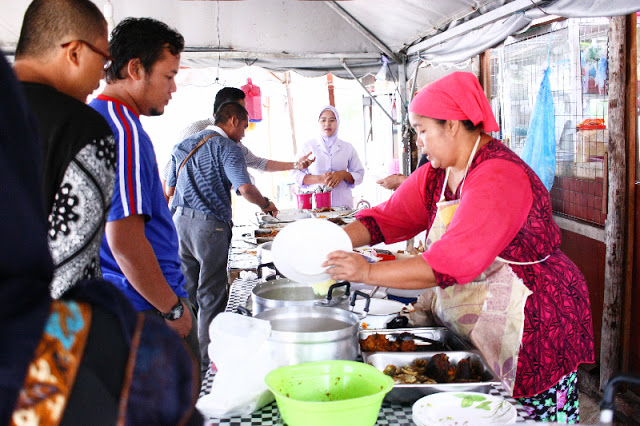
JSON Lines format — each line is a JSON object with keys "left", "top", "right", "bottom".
{"left": 341, "top": 60, "right": 398, "bottom": 125}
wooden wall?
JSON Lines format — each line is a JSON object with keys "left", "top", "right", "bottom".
{"left": 559, "top": 228, "right": 606, "bottom": 363}
{"left": 631, "top": 183, "right": 640, "bottom": 374}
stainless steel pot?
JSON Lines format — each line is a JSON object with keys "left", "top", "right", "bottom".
{"left": 251, "top": 305, "right": 361, "bottom": 365}
{"left": 251, "top": 278, "right": 351, "bottom": 314}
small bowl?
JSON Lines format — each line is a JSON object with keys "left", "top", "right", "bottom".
{"left": 264, "top": 360, "right": 394, "bottom": 426}
{"left": 352, "top": 298, "right": 407, "bottom": 329}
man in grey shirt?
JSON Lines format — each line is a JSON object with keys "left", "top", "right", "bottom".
{"left": 162, "top": 87, "right": 312, "bottom": 200}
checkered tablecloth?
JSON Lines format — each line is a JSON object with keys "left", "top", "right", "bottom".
{"left": 200, "top": 370, "right": 531, "bottom": 425}
{"left": 199, "top": 278, "right": 532, "bottom": 425}
{"left": 223, "top": 277, "right": 258, "bottom": 314}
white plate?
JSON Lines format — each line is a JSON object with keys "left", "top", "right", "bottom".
{"left": 271, "top": 218, "right": 352, "bottom": 284}
{"left": 258, "top": 209, "right": 311, "bottom": 224}
{"left": 412, "top": 391, "right": 517, "bottom": 425}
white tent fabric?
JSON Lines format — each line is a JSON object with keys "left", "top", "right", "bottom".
{"left": 413, "top": 0, "right": 639, "bottom": 66}
{"left": 527, "top": 0, "right": 640, "bottom": 18}
{"left": 419, "top": 13, "right": 531, "bottom": 65}
{"left": 0, "top": 0, "right": 638, "bottom": 76}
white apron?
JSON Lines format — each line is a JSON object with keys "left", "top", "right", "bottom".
{"left": 425, "top": 135, "right": 546, "bottom": 395}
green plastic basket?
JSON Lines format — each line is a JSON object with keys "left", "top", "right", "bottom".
{"left": 264, "top": 360, "right": 394, "bottom": 426}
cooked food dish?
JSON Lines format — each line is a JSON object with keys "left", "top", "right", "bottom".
{"left": 382, "top": 353, "right": 482, "bottom": 384}
{"left": 314, "top": 207, "right": 334, "bottom": 213}
{"left": 359, "top": 333, "right": 417, "bottom": 352}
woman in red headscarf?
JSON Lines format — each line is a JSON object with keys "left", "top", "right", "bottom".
{"left": 325, "top": 72, "right": 594, "bottom": 422}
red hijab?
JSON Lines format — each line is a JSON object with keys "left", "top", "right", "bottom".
{"left": 409, "top": 72, "right": 499, "bottom": 132}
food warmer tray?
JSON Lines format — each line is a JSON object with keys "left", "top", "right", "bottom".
{"left": 363, "top": 350, "right": 500, "bottom": 404}
{"left": 358, "top": 327, "right": 473, "bottom": 352}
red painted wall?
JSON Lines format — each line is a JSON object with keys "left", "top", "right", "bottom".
{"left": 559, "top": 228, "right": 606, "bottom": 363}
{"left": 631, "top": 183, "right": 640, "bottom": 373}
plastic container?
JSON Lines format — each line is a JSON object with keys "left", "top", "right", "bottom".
{"left": 264, "top": 360, "right": 394, "bottom": 426}
{"left": 314, "top": 191, "right": 332, "bottom": 209}
{"left": 386, "top": 288, "right": 424, "bottom": 305}
{"left": 296, "top": 193, "right": 312, "bottom": 209}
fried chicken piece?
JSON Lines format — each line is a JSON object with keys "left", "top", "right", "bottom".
{"left": 359, "top": 334, "right": 403, "bottom": 352}
{"left": 426, "top": 353, "right": 456, "bottom": 383}
{"left": 359, "top": 334, "right": 391, "bottom": 352}
{"left": 454, "top": 357, "right": 481, "bottom": 382}
{"left": 399, "top": 339, "right": 417, "bottom": 352}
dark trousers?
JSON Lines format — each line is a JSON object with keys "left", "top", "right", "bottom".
{"left": 143, "top": 297, "right": 201, "bottom": 379}
{"left": 173, "top": 206, "right": 232, "bottom": 372}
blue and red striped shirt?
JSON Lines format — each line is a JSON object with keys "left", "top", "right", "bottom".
{"left": 90, "top": 95, "right": 187, "bottom": 311}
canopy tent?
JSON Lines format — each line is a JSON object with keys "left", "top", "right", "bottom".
{"left": 1, "top": 0, "right": 639, "bottom": 80}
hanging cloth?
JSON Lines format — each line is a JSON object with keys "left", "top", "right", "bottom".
{"left": 423, "top": 135, "right": 548, "bottom": 395}
{"left": 241, "top": 78, "right": 262, "bottom": 123}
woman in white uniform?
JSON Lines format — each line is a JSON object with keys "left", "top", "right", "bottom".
{"left": 293, "top": 105, "right": 364, "bottom": 208}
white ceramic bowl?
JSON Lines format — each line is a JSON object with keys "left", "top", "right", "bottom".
{"left": 351, "top": 298, "right": 406, "bottom": 329}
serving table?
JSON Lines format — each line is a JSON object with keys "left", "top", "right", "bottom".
{"left": 199, "top": 277, "right": 533, "bottom": 425}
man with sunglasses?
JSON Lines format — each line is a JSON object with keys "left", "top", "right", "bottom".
{"left": 13, "top": 0, "right": 117, "bottom": 298}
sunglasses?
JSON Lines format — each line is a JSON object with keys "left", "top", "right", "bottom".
{"left": 61, "top": 40, "right": 113, "bottom": 71}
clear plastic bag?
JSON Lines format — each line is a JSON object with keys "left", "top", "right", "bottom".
{"left": 195, "top": 313, "right": 276, "bottom": 418}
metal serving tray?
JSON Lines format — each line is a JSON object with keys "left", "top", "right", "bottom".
{"left": 253, "top": 228, "right": 281, "bottom": 244}
{"left": 364, "top": 351, "right": 500, "bottom": 404}
{"left": 358, "top": 327, "right": 473, "bottom": 352}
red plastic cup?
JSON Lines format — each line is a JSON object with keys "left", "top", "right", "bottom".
{"left": 296, "top": 193, "right": 312, "bottom": 209}
{"left": 314, "top": 192, "right": 332, "bottom": 209}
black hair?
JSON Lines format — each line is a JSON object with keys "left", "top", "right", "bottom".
{"left": 434, "top": 118, "right": 482, "bottom": 133}
{"left": 214, "top": 101, "right": 248, "bottom": 125}
{"left": 213, "top": 87, "right": 246, "bottom": 116}
{"left": 16, "top": 0, "right": 106, "bottom": 58}
{"left": 106, "top": 17, "right": 184, "bottom": 83}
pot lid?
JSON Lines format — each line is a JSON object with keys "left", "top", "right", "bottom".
{"left": 253, "top": 279, "right": 347, "bottom": 302}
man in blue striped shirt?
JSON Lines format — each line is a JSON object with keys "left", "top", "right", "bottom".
{"left": 166, "top": 101, "right": 278, "bottom": 369}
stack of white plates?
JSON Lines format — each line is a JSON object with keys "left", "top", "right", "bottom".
{"left": 412, "top": 391, "right": 517, "bottom": 425}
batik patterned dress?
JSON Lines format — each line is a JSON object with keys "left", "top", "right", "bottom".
{"left": 357, "top": 139, "right": 594, "bottom": 398}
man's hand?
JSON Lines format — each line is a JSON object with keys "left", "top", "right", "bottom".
{"left": 376, "top": 174, "right": 407, "bottom": 191}
{"left": 164, "top": 300, "right": 192, "bottom": 338}
{"left": 296, "top": 152, "right": 315, "bottom": 170}
{"left": 262, "top": 200, "right": 279, "bottom": 218}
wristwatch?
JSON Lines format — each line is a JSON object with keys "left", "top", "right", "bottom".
{"left": 160, "top": 299, "right": 184, "bottom": 321}
{"left": 260, "top": 196, "right": 271, "bottom": 209}
{"left": 293, "top": 161, "right": 300, "bottom": 170}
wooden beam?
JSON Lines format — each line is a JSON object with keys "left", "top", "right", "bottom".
{"left": 284, "top": 72, "right": 298, "bottom": 156}
{"left": 478, "top": 50, "right": 492, "bottom": 100}
{"left": 600, "top": 15, "right": 628, "bottom": 391}
{"left": 327, "top": 73, "right": 335, "bottom": 107}
{"left": 622, "top": 11, "right": 637, "bottom": 372}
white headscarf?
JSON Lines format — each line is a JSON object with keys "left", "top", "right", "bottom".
{"left": 318, "top": 105, "right": 340, "bottom": 149}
